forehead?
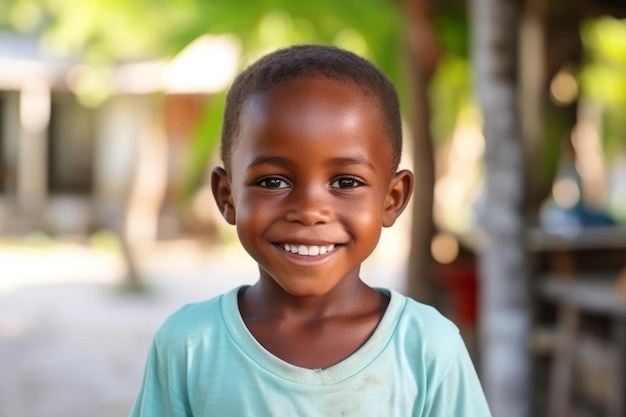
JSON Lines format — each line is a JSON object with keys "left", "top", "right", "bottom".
{"left": 252, "top": 78, "right": 368, "bottom": 123}
{"left": 231, "top": 76, "right": 394, "bottom": 173}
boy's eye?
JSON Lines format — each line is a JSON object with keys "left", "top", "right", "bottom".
{"left": 257, "top": 177, "right": 289, "bottom": 189}
{"left": 330, "top": 177, "right": 363, "bottom": 189}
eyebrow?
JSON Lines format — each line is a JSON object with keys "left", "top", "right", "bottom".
{"left": 246, "top": 155, "right": 375, "bottom": 171}
{"left": 328, "top": 156, "right": 375, "bottom": 170}
{"left": 246, "top": 156, "right": 290, "bottom": 170}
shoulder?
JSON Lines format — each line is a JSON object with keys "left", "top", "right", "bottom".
{"left": 390, "top": 290, "right": 460, "bottom": 341}
{"left": 154, "top": 287, "right": 240, "bottom": 348}
{"left": 388, "top": 290, "right": 464, "bottom": 371}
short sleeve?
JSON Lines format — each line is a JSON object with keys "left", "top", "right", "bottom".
{"left": 423, "top": 337, "right": 493, "bottom": 417}
{"left": 128, "top": 338, "right": 191, "bottom": 417}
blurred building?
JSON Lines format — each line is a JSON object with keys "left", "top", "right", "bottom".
{"left": 0, "top": 31, "right": 239, "bottom": 239}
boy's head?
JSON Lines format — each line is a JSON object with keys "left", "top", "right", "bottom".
{"left": 220, "top": 44, "right": 403, "bottom": 173}
{"left": 211, "top": 45, "right": 413, "bottom": 297}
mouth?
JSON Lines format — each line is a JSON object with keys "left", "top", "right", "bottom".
{"left": 280, "top": 243, "right": 336, "bottom": 257}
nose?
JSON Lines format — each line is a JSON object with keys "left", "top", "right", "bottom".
{"left": 284, "top": 185, "right": 332, "bottom": 226}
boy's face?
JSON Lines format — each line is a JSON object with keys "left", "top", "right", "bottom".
{"left": 212, "top": 76, "right": 412, "bottom": 298}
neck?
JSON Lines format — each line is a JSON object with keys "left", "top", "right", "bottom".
{"left": 239, "top": 272, "right": 379, "bottom": 322}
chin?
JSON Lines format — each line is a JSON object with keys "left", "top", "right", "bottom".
{"left": 267, "top": 274, "right": 339, "bottom": 298}
{"left": 257, "top": 261, "right": 352, "bottom": 298}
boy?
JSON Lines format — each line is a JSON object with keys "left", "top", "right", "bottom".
{"left": 129, "top": 44, "right": 492, "bottom": 416}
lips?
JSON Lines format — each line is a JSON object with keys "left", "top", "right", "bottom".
{"left": 282, "top": 243, "right": 336, "bottom": 256}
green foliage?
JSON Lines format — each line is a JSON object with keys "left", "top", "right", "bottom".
{"left": 7, "top": 0, "right": 403, "bottom": 81}
{"left": 540, "top": 107, "right": 571, "bottom": 187}
{"left": 179, "top": 91, "right": 225, "bottom": 201}
{"left": 580, "top": 17, "right": 626, "bottom": 157}
{"left": 603, "top": 110, "right": 626, "bottom": 156}
{"left": 429, "top": 13, "right": 472, "bottom": 143}
{"left": 434, "top": 13, "right": 469, "bottom": 57}
{"left": 430, "top": 56, "right": 471, "bottom": 143}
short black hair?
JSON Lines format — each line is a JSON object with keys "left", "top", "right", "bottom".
{"left": 220, "top": 44, "right": 402, "bottom": 172}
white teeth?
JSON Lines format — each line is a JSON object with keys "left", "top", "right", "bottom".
{"left": 282, "top": 244, "right": 335, "bottom": 257}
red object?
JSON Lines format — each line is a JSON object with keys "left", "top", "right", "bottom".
{"left": 436, "top": 261, "right": 478, "bottom": 327}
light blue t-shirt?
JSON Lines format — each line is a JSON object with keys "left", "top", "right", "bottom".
{"left": 129, "top": 286, "right": 492, "bottom": 416}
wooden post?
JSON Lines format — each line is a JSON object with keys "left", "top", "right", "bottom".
{"left": 17, "top": 82, "right": 50, "bottom": 218}
{"left": 548, "top": 305, "right": 578, "bottom": 417}
{"left": 470, "top": 0, "right": 531, "bottom": 416}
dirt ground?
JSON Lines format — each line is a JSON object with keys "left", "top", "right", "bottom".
{"left": 0, "top": 236, "right": 405, "bottom": 417}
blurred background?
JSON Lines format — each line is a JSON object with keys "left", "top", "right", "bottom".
{"left": 0, "top": 0, "right": 625, "bottom": 416}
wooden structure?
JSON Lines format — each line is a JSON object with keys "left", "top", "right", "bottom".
{"left": 532, "top": 227, "right": 626, "bottom": 417}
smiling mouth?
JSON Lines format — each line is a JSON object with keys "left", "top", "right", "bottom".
{"left": 281, "top": 243, "right": 336, "bottom": 256}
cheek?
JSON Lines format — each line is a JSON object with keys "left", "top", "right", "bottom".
{"left": 347, "top": 189, "right": 386, "bottom": 218}
{"left": 234, "top": 202, "right": 261, "bottom": 230}
{"left": 234, "top": 210, "right": 264, "bottom": 258}
{"left": 341, "top": 199, "right": 384, "bottom": 236}
{"left": 233, "top": 196, "right": 272, "bottom": 238}
{"left": 353, "top": 211, "right": 383, "bottom": 236}
{"left": 241, "top": 194, "right": 280, "bottom": 216}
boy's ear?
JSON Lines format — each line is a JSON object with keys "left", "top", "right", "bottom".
{"left": 210, "top": 167, "right": 236, "bottom": 225}
{"left": 382, "top": 170, "right": 414, "bottom": 227}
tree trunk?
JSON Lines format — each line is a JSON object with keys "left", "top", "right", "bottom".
{"left": 520, "top": 0, "right": 547, "bottom": 216}
{"left": 470, "top": 1, "right": 531, "bottom": 416}
{"left": 118, "top": 98, "right": 169, "bottom": 291}
{"left": 403, "top": 0, "right": 439, "bottom": 304}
